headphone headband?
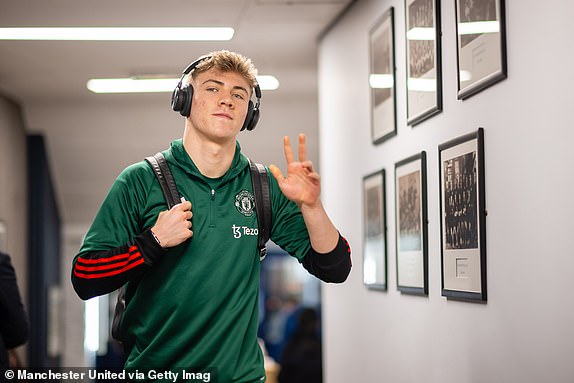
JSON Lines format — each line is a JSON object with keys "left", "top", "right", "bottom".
{"left": 182, "top": 55, "right": 211, "bottom": 76}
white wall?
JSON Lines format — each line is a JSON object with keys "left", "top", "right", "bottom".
{"left": 319, "top": 1, "right": 574, "bottom": 382}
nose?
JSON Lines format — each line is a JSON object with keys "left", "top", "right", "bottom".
{"left": 219, "top": 96, "right": 233, "bottom": 108}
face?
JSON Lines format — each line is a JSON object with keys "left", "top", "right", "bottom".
{"left": 189, "top": 68, "right": 251, "bottom": 142}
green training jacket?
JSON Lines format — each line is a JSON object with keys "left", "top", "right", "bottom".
{"left": 76, "top": 139, "right": 311, "bottom": 382}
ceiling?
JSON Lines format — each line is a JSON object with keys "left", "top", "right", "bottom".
{"left": 0, "top": 0, "right": 354, "bottom": 102}
{"left": 0, "top": 0, "right": 354, "bottom": 228}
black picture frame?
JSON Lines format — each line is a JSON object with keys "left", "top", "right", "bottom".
{"left": 395, "top": 151, "right": 428, "bottom": 295}
{"left": 369, "top": 7, "right": 397, "bottom": 144}
{"left": 405, "top": 0, "right": 442, "bottom": 126}
{"left": 0, "top": 220, "right": 6, "bottom": 252}
{"left": 455, "top": 0, "right": 507, "bottom": 99}
{"left": 439, "top": 128, "right": 487, "bottom": 301}
{"left": 362, "top": 169, "right": 387, "bottom": 291}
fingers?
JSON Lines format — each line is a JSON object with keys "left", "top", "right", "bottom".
{"left": 179, "top": 201, "right": 193, "bottom": 227}
{"left": 300, "top": 160, "right": 320, "bottom": 179}
{"left": 283, "top": 136, "right": 295, "bottom": 164}
{"left": 301, "top": 160, "right": 314, "bottom": 172}
{"left": 298, "top": 133, "right": 307, "bottom": 163}
{"left": 283, "top": 134, "right": 308, "bottom": 165}
{"left": 152, "top": 199, "right": 193, "bottom": 248}
{"left": 174, "top": 200, "right": 192, "bottom": 211}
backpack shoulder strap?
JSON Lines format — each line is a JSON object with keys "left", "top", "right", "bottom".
{"left": 249, "top": 160, "right": 272, "bottom": 261}
{"left": 112, "top": 152, "right": 181, "bottom": 342}
{"left": 145, "top": 152, "right": 180, "bottom": 209}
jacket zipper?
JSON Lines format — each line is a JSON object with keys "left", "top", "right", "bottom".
{"left": 209, "top": 188, "right": 216, "bottom": 228}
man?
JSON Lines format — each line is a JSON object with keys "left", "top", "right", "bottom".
{"left": 72, "top": 50, "right": 351, "bottom": 382}
{"left": 0, "top": 251, "right": 29, "bottom": 369}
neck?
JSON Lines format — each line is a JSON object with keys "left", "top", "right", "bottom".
{"left": 182, "top": 125, "right": 236, "bottom": 178}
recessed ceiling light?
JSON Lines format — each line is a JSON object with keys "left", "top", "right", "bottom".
{"left": 87, "top": 75, "right": 280, "bottom": 93}
{"left": 0, "top": 27, "right": 234, "bottom": 41}
{"left": 255, "top": 75, "right": 280, "bottom": 91}
{"left": 87, "top": 78, "right": 180, "bottom": 93}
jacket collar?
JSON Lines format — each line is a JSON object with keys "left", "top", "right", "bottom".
{"left": 165, "top": 139, "right": 249, "bottom": 187}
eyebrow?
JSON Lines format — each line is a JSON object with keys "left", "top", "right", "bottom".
{"left": 201, "top": 79, "right": 249, "bottom": 96}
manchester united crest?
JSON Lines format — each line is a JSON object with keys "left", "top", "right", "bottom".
{"left": 235, "top": 190, "right": 255, "bottom": 217}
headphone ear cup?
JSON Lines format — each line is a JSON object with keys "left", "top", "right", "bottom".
{"left": 179, "top": 85, "right": 193, "bottom": 117}
{"left": 247, "top": 108, "right": 259, "bottom": 131}
{"left": 171, "top": 84, "right": 193, "bottom": 117}
{"left": 241, "top": 100, "right": 254, "bottom": 131}
{"left": 171, "top": 86, "right": 184, "bottom": 113}
{"left": 242, "top": 100, "right": 260, "bottom": 131}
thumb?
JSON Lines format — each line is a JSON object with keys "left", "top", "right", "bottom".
{"left": 269, "top": 164, "right": 285, "bottom": 183}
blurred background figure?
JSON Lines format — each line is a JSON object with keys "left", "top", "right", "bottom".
{"left": 278, "top": 307, "right": 322, "bottom": 383}
{"left": 0, "top": 251, "right": 29, "bottom": 368}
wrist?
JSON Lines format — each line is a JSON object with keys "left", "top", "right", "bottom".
{"left": 299, "top": 199, "right": 323, "bottom": 213}
{"left": 134, "top": 228, "right": 168, "bottom": 266}
{"left": 150, "top": 228, "right": 163, "bottom": 248}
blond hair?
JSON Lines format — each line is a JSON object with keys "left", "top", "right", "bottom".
{"left": 188, "top": 50, "right": 258, "bottom": 90}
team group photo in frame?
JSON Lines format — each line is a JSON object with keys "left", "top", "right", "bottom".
{"left": 439, "top": 129, "right": 487, "bottom": 301}
{"left": 405, "top": 0, "right": 442, "bottom": 126}
{"left": 362, "top": 0, "right": 506, "bottom": 301}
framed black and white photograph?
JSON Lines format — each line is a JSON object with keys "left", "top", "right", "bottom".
{"left": 395, "top": 152, "right": 428, "bottom": 295}
{"left": 369, "top": 7, "right": 397, "bottom": 144}
{"left": 439, "top": 128, "right": 487, "bottom": 301}
{"left": 455, "top": 0, "right": 507, "bottom": 99}
{"left": 405, "top": 0, "right": 442, "bottom": 126}
{"left": 363, "top": 169, "right": 387, "bottom": 290}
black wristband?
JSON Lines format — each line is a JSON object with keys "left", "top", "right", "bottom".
{"left": 309, "top": 234, "right": 349, "bottom": 262}
{"left": 134, "top": 228, "right": 168, "bottom": 266}
{"left": 302, "top": 234, "right": 351, "bottom": 283}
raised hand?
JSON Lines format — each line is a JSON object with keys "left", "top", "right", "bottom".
{"left": 269, "top": 134, "right": 321, "bottom": 209}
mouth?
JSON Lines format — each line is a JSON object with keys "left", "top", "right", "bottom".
{"left": 212, "top": 112, "right": 232, "bottom": 120}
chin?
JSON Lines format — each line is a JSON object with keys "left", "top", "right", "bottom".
{"left": 210, "top": 129, "right": 241, "bottom": 143}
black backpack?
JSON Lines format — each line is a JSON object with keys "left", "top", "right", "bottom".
{"left": 111, "top": 152, "right": 272, "bottom": 341}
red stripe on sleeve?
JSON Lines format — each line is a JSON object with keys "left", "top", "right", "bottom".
{"left": 342, "top": 237, "right": 352, "bottom": 266}
{"left": 73, "top": 257, "right": 145, "bottom": 279}
{"left": 75, "top": 252, "right": 143, "bottom": 272}
{"left": 76, "top": 246, "right": 138, "bottom": 265}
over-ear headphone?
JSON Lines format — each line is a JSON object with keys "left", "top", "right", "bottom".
{"left": 171, "top": 55, "right": 261, "bottom": 131}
